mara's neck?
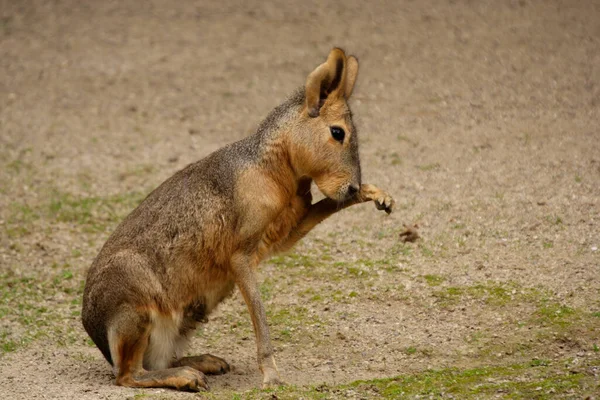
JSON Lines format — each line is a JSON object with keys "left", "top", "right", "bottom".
{"left": 255, "top": 133, "right": 305, "bottom": 200}
{"left": 247, "top": 87, "right": 307, "bottom": 199}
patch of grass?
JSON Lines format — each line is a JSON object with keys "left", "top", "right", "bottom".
{"left": 445, "top": 286, "right": 464, "bottom": 296}
{"left": 536, "top": 302, "right": 575, "bottom": 327}
{"left": 465, "top": 331, "right": 485, "bottom": 344}
{"left": 310, "top": 294, "right": 323, "bottom": 302}
{"left": 345, "top": 265, "right": 361, "bottom": 276}
{"left": 269, "top": 253, "right": 389, "bottom": 284}
{"left": 267, "top": 306, "right": 322, "bottom": 340}
{"left": 224, "top": 357, "right": 599, "bottom": 399}
{"left": 6, "top": 158, "right": 32, "bottom": 174}
{"left": 71, "top": 352, "right": 96, "bottom": 363}
{"left": 339, "top": 259, "right": 386, "bottom": 279}
{"left": 437, "top": 201, "right": 453, "bottom": 211}
{"left": 423, "top": 274, "right": 445, "bottom": 286}
{"left": 389, "top": 152, "right": 402, "bottom": 166}
{"left": 0, "top": 330, "right": 18, "bottom": 353}
{"left": 432, "top": 281, "right": 542, "bottom": 308}
{"left": 0, "top": 16, "right": 13, "bottom": 35}
{"left": 419, "top": 244, "right": 434, "bottom": 257}
{"left": 360, "top": 259, "right": 392, "bottom": 269}
{"left": 8, "top": 202, "right": 38, "bottom": 222}
{"left": 337, "top": 289, "right": 359, "bottom": 303}
{"left": 298, "top": 287, "right": 332, "bottom": 303}
{"left": 4, "top": 202, "right": 40, "bottom": 238}
{"left": 0, "top": 268, "right": 84, "bottom": 353}
{"left": 432, "top": 286, "right": 464, "bottom": 307}
{"left": 397, "top": 134, "right": 417, "bottom": 146}
{"left": 260, "top": 278, "right": 275, "bottom": 301}
{"left": 4, "top": 225, "right": 31, "bottom": 239}
{"left": 3, "top": 189, "right": 146, "bottom": 238}
{"left": 269, "top": 253, "right": 316, "bottom": 269}
{"left": 545, "top": 215, "right": 563, "bottom": 225}
{"left": 118, "top": 164, "right": 155, "bottom": 181}
{"left": 49, "top": 190, "right": 146, "bottom": 232}
{"left": 417, "top": 162, "right": 441, "bottom": 171}
{"left": 530, "top": 358, "right": 550, "bottom": 367}
{"left": 389, "top": 242, "right": 412, "bottom": 257}
{"left": 278, "top": 328, "right": 292, "bottom": 339}
{"left": 468, "top": 283, "right": 513, "bottom": 306}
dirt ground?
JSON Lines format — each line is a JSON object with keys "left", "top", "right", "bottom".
{"left": 1, "top": 0, "right": 599, "bottom": 398}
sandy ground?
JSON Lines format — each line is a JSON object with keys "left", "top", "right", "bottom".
{"left": 1, "top": 0, "right": 599, "bottom": 398}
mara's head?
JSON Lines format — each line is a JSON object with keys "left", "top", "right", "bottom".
{"left": 288, "top": 48, "right": 362, "bottom": 202}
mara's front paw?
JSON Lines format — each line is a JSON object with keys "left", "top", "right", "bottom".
{"left": 359, "top": 184, "right": 395, "bottom": 214}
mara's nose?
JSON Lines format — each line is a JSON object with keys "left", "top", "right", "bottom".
{"left": 347, "top": 184, "right": 360, "bottom": 198}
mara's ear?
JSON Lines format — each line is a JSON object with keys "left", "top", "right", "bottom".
{"left": 305, "top": 48, "right": 347, "bottom": 118}
{"left": 344, "top": 55, "right": 359, "bottom": 99}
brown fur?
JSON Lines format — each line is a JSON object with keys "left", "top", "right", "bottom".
{"left": 82, "top": 48, "right": 395, "bottom": 391}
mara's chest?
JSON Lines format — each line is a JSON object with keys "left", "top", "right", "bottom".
{"left": 258, "top": 194, "right": 310, "bottom": 258}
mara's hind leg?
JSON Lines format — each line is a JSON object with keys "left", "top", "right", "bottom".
{"left": 173, "top": 354, "right": 230, "bottom": 375}
{"left": 108, "top": 307, "right": 209, "bottom": 392}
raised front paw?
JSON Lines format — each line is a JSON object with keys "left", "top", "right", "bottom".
{"left": 359, "top": 184, "right": 395, "bottom": 214}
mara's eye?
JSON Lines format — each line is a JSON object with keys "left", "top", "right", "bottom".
{"left": 330, "top": 126, "right": 345, "bottom": 143}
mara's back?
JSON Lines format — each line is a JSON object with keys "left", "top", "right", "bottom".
{"left": 85, "top": 89, "right": 304, "bottom": 291}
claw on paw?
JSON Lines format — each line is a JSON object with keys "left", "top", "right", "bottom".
{"left": 360, "top": 184, "right": 395, "bottom": 214}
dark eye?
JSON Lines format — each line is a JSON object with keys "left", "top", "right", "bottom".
{"left": 330, "top": 126, "right": 345, "bottom": 143}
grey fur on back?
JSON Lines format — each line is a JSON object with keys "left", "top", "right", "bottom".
{"left": 92, "top": 87, "right": 305, "bottom": 271}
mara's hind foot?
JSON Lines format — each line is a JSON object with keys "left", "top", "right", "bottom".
{"left": 107, "top": 306, "right": 210, "bottom": 392}
{"left": 117, "top": 366, "right": 209, "bottom": 392}
{"left": 173, "top": 354, "right": 230, "bottom": 375}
